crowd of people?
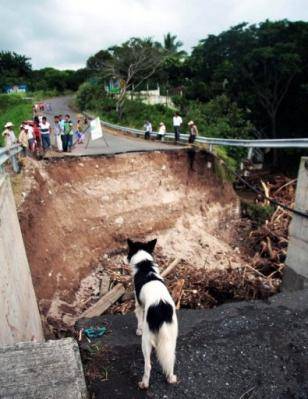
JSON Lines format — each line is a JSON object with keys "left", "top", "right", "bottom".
{"left": 2, "top": 108, "right": 198, "bottom": 155}
{"left": 143, "top": 112, "right": 199, "bottom": 143}
{"left": 1, "top": 111, "right": 88, "bottom": 156}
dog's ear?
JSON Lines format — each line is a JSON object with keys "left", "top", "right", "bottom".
{"left": 146, "top": 238, "right": 157, "bottom": 253}
{"left": 127, "top": 238, "right": 134, "bottom": 249}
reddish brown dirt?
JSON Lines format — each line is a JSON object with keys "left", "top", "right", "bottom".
{"left": 17, "top": 150, "right": 244, "bottom": 327}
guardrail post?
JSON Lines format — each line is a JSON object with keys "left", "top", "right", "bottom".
{"left": 247, "top": 147, "right": 254, "bottom": 160}
{"left": 284, "top": 156, "right": 308, "bottom": 290}
{"left": 10, "top": 154, "right": 20, "bottom": 173}
{"left": 209, "top": 144, "right": 213, "bottom": 152}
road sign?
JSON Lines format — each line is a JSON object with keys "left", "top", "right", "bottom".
{"left": 90, "top": 117, "right": 103, "bottom": 141}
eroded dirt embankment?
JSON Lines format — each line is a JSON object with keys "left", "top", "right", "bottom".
{"left": 16, "top": 150, "right": 258, "bottom": 328}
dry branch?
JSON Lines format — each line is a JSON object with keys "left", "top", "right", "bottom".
{"left": 171, "top": 279, "right": 185, "bottom": 309}
{"left": 161, "top": 258, "right": 181, "bottom": 278}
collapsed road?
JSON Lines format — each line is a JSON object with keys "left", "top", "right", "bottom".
{"left": 8, "top": 96, "right": 307, "bottom": 398}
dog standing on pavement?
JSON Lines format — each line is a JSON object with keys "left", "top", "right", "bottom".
{"left": 127, "top": 238, "right": 178, "bottom": 389}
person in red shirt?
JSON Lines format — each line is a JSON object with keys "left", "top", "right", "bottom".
{"left": 33, "top": 116, "right": 41, "bottom": 148}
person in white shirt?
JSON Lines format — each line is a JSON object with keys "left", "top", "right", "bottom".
{"left": 157, "top": 122, "right": 166, "bottom": 141}
{"left": 53, "top": 115, "right": 63, "bottom": 151}
{"left": 39, "top": 116, "right": 51, "bottom": 150}
{"left": 144, "top": 121, "right": 152, "bottom": 140}
{"left": 172, "top": 112, "right": 182, "bottom": 142}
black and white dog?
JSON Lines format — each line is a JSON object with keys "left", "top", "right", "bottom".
{"left": 127, "top": 238, "right": 178, "bottom": 389}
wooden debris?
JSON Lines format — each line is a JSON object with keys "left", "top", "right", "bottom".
{"left": 261, "top": 180, "right": 270, "bottom": 205}
{"left": 161, "top": 258, "right": 181, "bottom": 278}
{"left": 170, "top": 278, "right": 185, "bottom": 309}
{"left": 79, "top": 284, "right": 125, "bottom": 319}
{"left": 99, "top": 274, "right": 110, "bottom": 297}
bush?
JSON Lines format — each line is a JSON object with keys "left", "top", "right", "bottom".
{"left": 242, "top": 202, "right": 275, "bottom": 226}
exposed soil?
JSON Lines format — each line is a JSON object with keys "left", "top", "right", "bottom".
{"left": 15, "top": 150, "right": 279, "bottom": 331}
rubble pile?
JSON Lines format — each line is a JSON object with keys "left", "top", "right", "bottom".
{"left": 101, "top": 254, "right": 281, "bottom": 316}
{"left": 243, "top": 175, "right": 296, "bottom": 279}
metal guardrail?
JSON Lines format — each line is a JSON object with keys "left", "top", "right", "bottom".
{"left": 0, "top": 144, "right": 22, "bottom": 173}
{"left": 101, "top": 120, "right": 308, "bottom": 149}
{"left": 1, "top": 119, "right": 307, "bottom": 174}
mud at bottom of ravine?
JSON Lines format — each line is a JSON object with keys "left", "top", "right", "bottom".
{"left": 15, "top": 150, "right": 281, "bottom": 335}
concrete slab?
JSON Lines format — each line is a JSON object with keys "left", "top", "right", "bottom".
{"left": 77, "top": 290, "right": 308, "bottom": 399}
{"left": 0, "top": 338, "right": 88, "bottom": 399}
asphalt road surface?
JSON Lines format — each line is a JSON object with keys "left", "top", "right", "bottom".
{"left": 45, "top": 96, "right": 181, "bottom": 156}
{"left": 78, "top": 289, "right": 308, "bottom": 399}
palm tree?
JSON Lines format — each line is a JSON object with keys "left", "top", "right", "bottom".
{"left": 163, "top": 33, "right": 187, "bottom": 59}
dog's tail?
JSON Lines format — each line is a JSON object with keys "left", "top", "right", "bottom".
{"left": 156, "top": 313, "right": 178, "bottom": 378}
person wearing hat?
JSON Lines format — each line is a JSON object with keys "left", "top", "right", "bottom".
{"left": 2, "top": 122, "right": 17, "bottom": 147}
{"left": 157, "top": 122, "right": 166, "bottom": 141}
{"left": 188, "top": 121, "right": 198, "bottom": 144}
{"left": 18, "top": 124, "right": 29, "bottom": 156}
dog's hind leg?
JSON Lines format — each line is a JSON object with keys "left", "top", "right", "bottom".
{"left": 138, "top": 333, "right": 152, "bottom": 389}
{"left": 135, "top": 301, "right": 144, "bottom": 336}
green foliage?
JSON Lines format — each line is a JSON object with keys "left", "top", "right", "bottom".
{"left": 0, "top": 51, "right": 89, "bottom": 94}
{"left": 31, "top": 68, "right": 89, "bottom": 93}
{"left": 0, "top": 94, "right": 32, "bottom": 146}
{"left": 172, "top": 94, "right": 254, "bottom": 163}
{"left": 187, "top": 20, "right": 308, "bottom": 145}
{"left": 0, "top": 51, "right": 32, "bottom": 89}
{"left": 213, "top": 156, "right": 235, "bottom": 182}
{"left": 242, "top": 202, "right": 275, "bottom": 226}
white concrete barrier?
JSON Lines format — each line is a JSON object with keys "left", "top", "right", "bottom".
{"left": 0, "top": 174, "right": 44, "bottom": 345}
{"left": 285, "top": 157, "right": 308, "bottom": 290}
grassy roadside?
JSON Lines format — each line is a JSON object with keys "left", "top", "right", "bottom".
{"left": 0, "top": 94, "right": 32, "bottom": 146}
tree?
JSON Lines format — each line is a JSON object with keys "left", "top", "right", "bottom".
{"left": 99, "top": 38, "right": 166, "bottom": 117}
{"left": 163, "top": 33, "right": 186, "bottom": 58}
{"left": 86, "top": 50, "right": 112, "bottom": 73}
{"left": 188, "top": 20, "right": 308, "bottom": 165}
{"left": 0, "top": 51, "right": 32, "bottom": 89}
{"left": 157, "top": 33, "right": 187, "bottom": 90}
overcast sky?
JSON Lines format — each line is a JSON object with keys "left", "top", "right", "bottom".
{"left": 1, "top": 0, "right": 308, "bottom": 70}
